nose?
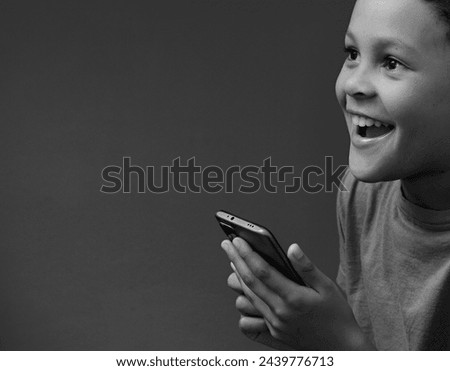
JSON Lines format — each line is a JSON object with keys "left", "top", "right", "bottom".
{"left": 343, "top": 63, "right": 376, "bottom": 99}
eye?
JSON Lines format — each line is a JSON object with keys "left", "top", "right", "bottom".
{"left": 344, "top": 47, "right": 359, "bottom": 61}
{"left": 382, "top": 57, "right": 404, "bottom": 71}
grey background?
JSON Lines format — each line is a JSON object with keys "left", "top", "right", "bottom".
{"left": 1, "top": 0, "right": 354, "bottom": 350}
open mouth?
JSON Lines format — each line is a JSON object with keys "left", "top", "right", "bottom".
{"left": 352, "top": 115, "right": 395, "bottom": 138}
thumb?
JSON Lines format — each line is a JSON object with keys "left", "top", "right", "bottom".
{"left": 287, "top": 243, "right": 332, "bottom": 293}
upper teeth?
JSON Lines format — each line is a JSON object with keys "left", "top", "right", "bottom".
{"left": 351, "top": 115, "right": 390, "bottom": 128}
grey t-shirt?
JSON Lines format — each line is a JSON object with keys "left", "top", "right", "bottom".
{"left": 336, "top": 169, "right": 450, "bottom": 350}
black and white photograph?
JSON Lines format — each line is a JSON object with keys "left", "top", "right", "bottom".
{"left": 1, "top": 0, "right": 450, "bottom": 367}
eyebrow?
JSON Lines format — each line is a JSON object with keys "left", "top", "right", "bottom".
{"left": 345, "top": 29, "right": 418, "bottom": 54}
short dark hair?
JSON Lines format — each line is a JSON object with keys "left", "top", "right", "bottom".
{"left": 422, "top": 0, "right": 450, "bottom": 38}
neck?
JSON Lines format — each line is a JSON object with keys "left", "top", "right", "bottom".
{"left": 401, "top": 170, "right": 450, "bottom": 211}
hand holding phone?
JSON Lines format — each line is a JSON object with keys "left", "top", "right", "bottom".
{"left": 217, "top": 210, "right": 373, "bottom": 350}
{"left": 216, "top": 210, "right": 305, "bottom": 286}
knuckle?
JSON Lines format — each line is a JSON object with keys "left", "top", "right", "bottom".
{"left": 254, "top": 264, "right": 270, "bottom": 281}
{"left": 240, "top": 272, "right": 256, "bottom": 288}
{"left": 268, "top": 326, "right": 283, "bottom": 340}
{"left": 273, "top": 306, "right": 289, "bottom": 321}
{"left": 238, "top": 248, "right": 252, "bottom": 260}
{"left": 268, "top": 315, "right": 284, "bottom": 332}
{"left": 285, "top": 294, "right": 301, "bottom": 308}
{"left": 299, "top": 258, "right": 315, "bottom": 273}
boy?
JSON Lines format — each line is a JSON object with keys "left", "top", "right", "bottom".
{"left": 222, "top": 0, "right": 450, "bottom": 350}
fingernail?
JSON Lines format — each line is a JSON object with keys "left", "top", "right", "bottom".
{"left": 233, "top": 237, "right": 242, "bottom": 250}
{"left": 230, "top": 262, "right": 236, "bottom": 271}
{"left": 221, "top": 240, "right": 231, "bottom": 251}
{"left": 292, "top": 243, "right": 303, "bottom": 260}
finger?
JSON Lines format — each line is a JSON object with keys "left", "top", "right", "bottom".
{"left": 238, "top": 316, "right": 294, "bottom": 350}
{"left": 231, "top": 263, "right": 274, "bottom": 320}
{"left": 287, "top": 243, "right": 334, "bottom": 294}
{"left": 238, "top": 315, "right": 268, "bottom": 334}
{"left": 236, "top": 295, "right": 262, "bottom": 317}
{"left": 232, "top": 237, "right": 307, "bottom": 300}
{"left": 227, "top": 272, "right": 244, "bottom": 295}
{"left": 233, "top": 268, "right": 296, "bottom": 340}
{"left": 222, "top": 239, "right": 281, "bottom": 311}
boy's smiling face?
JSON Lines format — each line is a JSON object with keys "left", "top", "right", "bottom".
{"left": 335, "top": 0, "right": 450, "bottom": 182}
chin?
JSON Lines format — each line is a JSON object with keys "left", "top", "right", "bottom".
{"left": 349, "top": 166, "right": 384, "bottom": 183}
{"left": 349, "top": 155, "right": 399, "bottom": 183}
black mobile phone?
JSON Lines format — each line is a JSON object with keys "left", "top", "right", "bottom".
{"left": 216, "top": 210, "right": 305, "bottom": 286}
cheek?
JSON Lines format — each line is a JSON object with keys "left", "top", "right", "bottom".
{"left": 381, "top": 82, "right": 447, "bottom": 159}
{"left": 382, "top": 71, "right": 450, "bottom": 126}
{"left": 380, "top": 81, "right": 424, "bottom": 127}
{"left": 335, "top": 67, "right": 347, "bottom": 107}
